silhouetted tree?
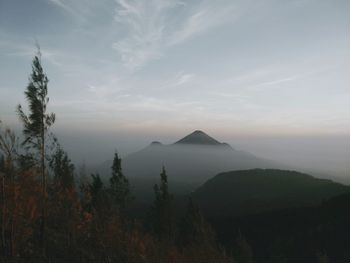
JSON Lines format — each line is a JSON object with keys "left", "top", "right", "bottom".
{"left": 87, "top": 173, "right": 111, "bottom": 218}
{"left": 16, "top": 47, "right": 55, "bottom": 254}
{"left": 316, "top": 251, "right": 330, "bottom": 263}
{"left": 179, "top": 198, "right": 236, "bottom": 263}
{"left": 50, "top": 147, "right": 75, "bottom": 190}
{"left": 48, "top": 147, "right": 80, "bottom": 258}
{"left": 109, "top": 151, "right": 131, "bottom": 212}
{"left": 0, "top": 124, "right": 17, "bottom": 170}
{"left": 78, "top": 160, "right": 88, "bottom": 188}
{"left": 151, "top": 166, "right": 176, "bottom": 240}
{"left": 181, "top": 197, "right": 215, "bottom": 245}
{"left": 0, "top": 123, "right": 18, "bottom": 257}
{"left": 235, "top": 231, "right": 254, "bottom": 263}
{"left": 0, "top": 155, "right": 4, "bottom": 173}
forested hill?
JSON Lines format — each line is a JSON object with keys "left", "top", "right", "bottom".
{"left": 193, "top": 169, "right": 350, "bottom": 218}
{"left": 212, "top": 191, "right": 350, "bottom": 263}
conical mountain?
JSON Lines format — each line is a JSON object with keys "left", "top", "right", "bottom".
{"left": 97, "top": 131, "right": 282, "bottom": 185}
{"left": 175, "top": 130, "right": 222, "bottom": 145}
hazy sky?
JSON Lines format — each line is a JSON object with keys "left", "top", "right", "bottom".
{"left": 0, "top": 0, "right": 350, "bottom": 173}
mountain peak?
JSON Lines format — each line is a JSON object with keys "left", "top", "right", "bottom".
{"left": 193, "top": 130, "right": 206, "bottom": 134}
{"left": 174, "top": 130, "right": 222, "bottom": 145}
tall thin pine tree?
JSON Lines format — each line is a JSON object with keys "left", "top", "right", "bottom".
{"left": 17, "top": 47, "right": 55, "bottom": 255}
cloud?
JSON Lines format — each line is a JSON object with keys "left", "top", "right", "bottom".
{"left": 46, "top": 0, "right": 110, "bottom": 23}
{"left": 112, "top": 0, "right": 237, "bottom": 70}
{"left": 87, "top": 78, "right": 122, "bottom": 100}
{"left": 112, "top": 0, "right": 180, "bottom": 70}
{"left": 47, "top": 0, "right": 76, "bottom": 15}
{"left": 250, "top": 75, "right": 301, "bottom": 90}
{"left": 169, "top": 3, "right": 236, "bottom": 45}
{"left": 157, "top": 72, "right": 195, "bottom": 90}
{"left": 176, "top": 73, "right": 194, "bottom": 85}
{"left": 44, "top": 0, "right": 239, "bottom": 71}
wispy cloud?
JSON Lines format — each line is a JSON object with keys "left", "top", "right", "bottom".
{"left": 157, "top": 72, "right": 195, "bottom": 90}
{"left": 250, "top": 75, "right": 301, "bottom": 90}
{"left": 176, "top": 73, "right": 194, "bottom": 85}
{"left": 47, "top": 0, "right": 76, "bottom": 15}
{"left": 46, "top": 0, "right": 110, "bottom": 23}
{"left": 113, "top": 0, "right": 237, "bottom": 70}
{"left": 112, "top": 0, "right": 181, "bottom": 70}
{"left": 247, "top": 65, "right": 341, "bottom": 91}
{"left": 169, "top": 3, "right": 236, "bottom": 46}
{"left": 44, "top": 0, "right": 239, "bottom": 70}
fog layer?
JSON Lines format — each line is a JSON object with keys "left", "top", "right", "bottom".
{"left": 55, "top": 130, "right": 350, "bottom": 184}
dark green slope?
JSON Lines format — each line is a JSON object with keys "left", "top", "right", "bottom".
{"left": 212, "top": 192, "right": 350, "bottom": 263}
{"left": 193, "top": 169, "right": 350, "bottom": 218}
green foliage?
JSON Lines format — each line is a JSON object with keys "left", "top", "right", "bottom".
{"left": 47, "top": 148, "right": 80, "bottom": 262}
{"left": 89, "top": 173, "right": 105, "bottom": 210}
{"left": 316, "top": 251, "right": 331, "bottom": 263}
{"left": 193, "top": 169, "right": 350, "bottom": 218}
{"left": 154, "top": 166, "right": 171, "bottom": 203}
{"left": 16, "top": 47, "right": 56, "bottom": 255}
{"left": 77, "top": 161, "right": 88, "bottom": 188}
{"left": 17, "top": 153, "right": 36, "bottom": 171}
{"left": 50, "top": 147, "right": 75, "bottom": 190}
{"left": 179, "top": 199, "right": 236, "bottom": 263}
{"left": 181, "top": 197, "right": 216, "bottom": 245}
{"left": 16, "top": 50, "right": 55, "bottom": 151}
{"left": 85, "top": 173, "right": 112, "bottom": 221}
{"left": 0, "top": 154, "right": 4, "bottom": 172}
{"left": 234, "top": 231, "right": 254, "bottom": 263}
{"left": 151, "top": 166, "right": 176, "bottom": 240}
{"left": 109, "top": 152, "right": 131, "bottom": 212}
{"left": 0, "top": 123, "right": 18, "bottom": 168}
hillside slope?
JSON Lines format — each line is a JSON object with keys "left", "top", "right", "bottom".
{"left": 193, "top": 169, "right": 350, "bottom": 217}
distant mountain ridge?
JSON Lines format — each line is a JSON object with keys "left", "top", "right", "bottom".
{"left": 97, "top": 131, "right": 283, "bottom": 184}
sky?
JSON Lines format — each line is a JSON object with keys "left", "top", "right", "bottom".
{"left": 0, "top": 0, "right": 350, "bottom": 175}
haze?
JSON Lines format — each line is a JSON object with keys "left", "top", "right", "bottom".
{"left": 0, "top": 0, "right": 349, "bottom": 180}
